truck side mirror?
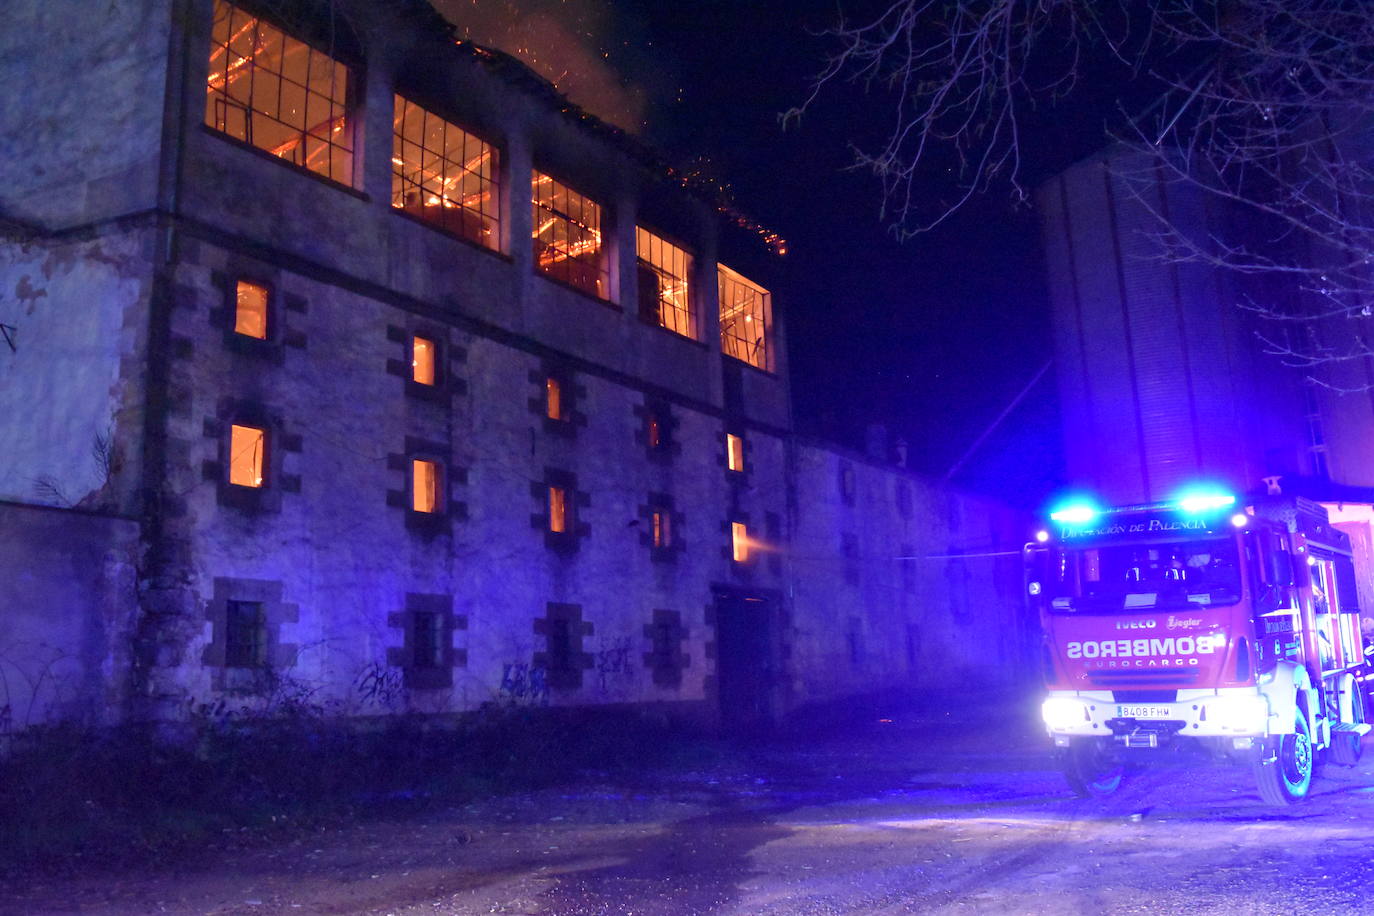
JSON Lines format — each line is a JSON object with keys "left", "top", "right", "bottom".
{"left": 1023, "top": 546, "right": 1049, "bottom": 606}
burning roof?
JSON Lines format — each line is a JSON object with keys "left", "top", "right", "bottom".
{"left": 390, "top": 0, "right": 785, "bottom": 256}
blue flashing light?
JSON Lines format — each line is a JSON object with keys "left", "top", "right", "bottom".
{"left": 1175, "top": 491, "right": 1236, "bottom": 514}
{"left": 1050, "top": 504, "right": 1098, "bottom": 524}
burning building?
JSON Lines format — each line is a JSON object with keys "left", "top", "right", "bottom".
{"left": 0, "top": 0, "right": 1030, "bottom": 733}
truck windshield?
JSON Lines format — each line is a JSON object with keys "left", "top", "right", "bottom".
{"left": 1046, "top": 537, "right": 1242, "bottom": 613}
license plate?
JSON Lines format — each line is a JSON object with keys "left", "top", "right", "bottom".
{"left": 1118, "top": 705, "right": 1172, "bottom": 719}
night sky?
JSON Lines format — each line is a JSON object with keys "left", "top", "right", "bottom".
{"left": 439, "top": 0, "right": 1137, "bottom": 507}
{"left": 617, "top": 0, "right": 1082, "bottom": 507}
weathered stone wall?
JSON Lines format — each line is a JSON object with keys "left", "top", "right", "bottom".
{"left": 0, "top": 0, "right": 170, "bottom": 230}
{"left": 145, "top": 233, "right": 791, "bottom": 719}
{"left": 788, "top": 444, "right": 1037, "bottom": 704}
{"left": 0, "top": 226, "right": 152, "bottom": 512}
{"left": 0, "top": 503, "right": 141, "bottom": 731}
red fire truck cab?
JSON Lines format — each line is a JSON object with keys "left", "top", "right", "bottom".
{"left": 1026, "top": 490, "right": 1368, "bottom": 804}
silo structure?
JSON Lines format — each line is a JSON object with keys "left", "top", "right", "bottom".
{"left": 1036, "top": 148, "right": 1300, "bottom": 504}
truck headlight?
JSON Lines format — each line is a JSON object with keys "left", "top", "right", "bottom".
{"left": 1042, "top": 697, "right": 1090, "bottom": 730}
{"left": 1204, "top": 695, "right": 1269, "bottom": 733}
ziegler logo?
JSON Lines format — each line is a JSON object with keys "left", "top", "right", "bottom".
{"left": 1114, "top": 619, "right": 1156, "bottom": 631}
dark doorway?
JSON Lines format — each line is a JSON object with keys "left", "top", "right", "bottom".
{"left": 712, "top": 588, "right": 780, "bottom": 731}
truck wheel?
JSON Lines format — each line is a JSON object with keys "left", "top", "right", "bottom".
{"left": 1253, "top": 710, "right": 1313, "bottom": 805}
{"left": 1331, "top": 684, "right": 1365, "bottom": 767}
{"left": 1061, "top": 738, "right": 1123, "bottom": 798}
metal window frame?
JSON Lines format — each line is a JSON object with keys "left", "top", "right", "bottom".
{"left": 391, "top": 94, "right": 501, "bottom": 250}
{"left": 531, "top": 170, "right": 610, "bottom": 299}
{"left": 635, "top": 226, "right": 696, "bottom": 339}
{"left": 205, "top": 0, "right": 355, "bottom": 185}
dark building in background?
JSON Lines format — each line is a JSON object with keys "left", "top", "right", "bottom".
{"left": 1038, "top": 147, "right": 1374, "bottom": 613}
{"left": 0, "top": 0, "right": 1032, "bottom": 732}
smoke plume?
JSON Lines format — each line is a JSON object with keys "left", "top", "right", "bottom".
{"left": 431, "top": 0, "right": 648, "bottom": 133}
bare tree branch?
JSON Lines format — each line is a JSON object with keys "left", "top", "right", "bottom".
{"left": 799, "top": 0, "right": 1374, "bottom": 376}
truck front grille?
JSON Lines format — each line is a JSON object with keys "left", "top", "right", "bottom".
{"left": 1112, "top": 689, "right": 1178, "bottom": 703}
{"left": 1088, "top": 670, "right": 1200, "bottom": 687}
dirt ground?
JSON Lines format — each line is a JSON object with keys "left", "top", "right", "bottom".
{"left": 7, "top": 702, "right": 1374, "bottom": 915}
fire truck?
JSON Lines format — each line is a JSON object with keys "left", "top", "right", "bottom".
{"left": 1025, "top": 489, "right": 1369, "bottom": 804}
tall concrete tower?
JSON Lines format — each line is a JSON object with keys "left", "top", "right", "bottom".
{"left": 1036, "top": 148, "right": 1308, "bottom": 505}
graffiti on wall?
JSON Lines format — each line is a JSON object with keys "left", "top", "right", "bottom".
{"left": 354, "top": 660, "right": 407, "bottom": 710}
{"left": 499, "top": 662, "right": 549, "bottom": 705}
{"left": 595, "top": 636, "right": 634, "bottom": 693}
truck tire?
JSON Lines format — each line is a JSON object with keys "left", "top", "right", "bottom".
{"left": 1331, "top": 683, "right": 1365, "bottom": 767}
{"left": 1253, "top": 709, "right": 1313, "bottom": 805}
{"left": 1061, "top": 738, "right": 1123, "bottom": 798}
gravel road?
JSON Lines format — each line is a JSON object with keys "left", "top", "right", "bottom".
{"left": 8, "top": 700, "right": 1374, "bottom": 915}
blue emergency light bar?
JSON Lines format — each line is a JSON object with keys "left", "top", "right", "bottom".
{"left": 1047, "top": 488, "right": 1236, "bottom": 524}
{"left": 1177, "top": 492, "right": 1236, "bottom": 514}
{"left": 1049, "top": 503, "right": 1098, "bottom": 524}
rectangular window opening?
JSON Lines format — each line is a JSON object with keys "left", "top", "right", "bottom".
{"left": 646, "top": 412, "right": 662, "bottom": 449}
{"left": 732, "top": 521, "right": 749, "bottom": 563}
{"left": 636, "top": 227, "right": 695, "bottom": 339}
{"left": 412, "top": 459, "right": 440, "bottom": 513}
{"left": 546, "top": 376, "right": 563, "bottom": 421}
{"left": 726, "top": 433, "right": 745, "bottom": 473}
{"left": 718, "top": 265, "right": 772, "bottom": 371}
{"left": 234, "top": 280, "right": 269, "bottom": 339}
{"left": 412, "top": 611, "right": 444, "bottom": 669}
{"left": 392, "top": 95, "right": 500, "bottom": 250}
{"left": 205, "top": 0, "right": 354, "bottom": 185}
{"left": 652, "top": 510, "right": 671, "bottom": 549}
{"left": 225, "top": 599, "right": 266, "bottom": 668}
{"left": 531, "top": 171, "right": 608, "bottom": 299}
{"left": 548, "top": 617, "right": 572, "bottom": 671}
{"left": 412, "top": 335, "right": 437, "bottom": 386}
{"left": 229, "top": 424, "right": 266, "bottom": 488}
{"left": 549, "top": 485, "right": 568, "bottom": 533}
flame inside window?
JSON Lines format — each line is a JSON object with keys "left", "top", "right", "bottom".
{"left": 412, "top": 335, "right": 436, "bottom": 386}
{"left": 412, "top": 459, "right": 440, "bottom": 513}
{"left": 392, "top": 95, "right": 500, "bottom": 250}
{"left": 532, "top": 171, "right": 608, "bottom": 299}
{"left": 229, "top": 424, "right": 266, "bottom": 488}
{"left": 636, "top": 227, "right": 695, "bottom": 339}
{"left": 718, "top": 265, "right": 772, "bottom": 371}
{"left": 646, "top": 412, "right": 662, "bottom": 449}
{"left": 732, "top": 521, "right": 749, "bottom": 563}
{"left": 549, "top": 485, "right": 568, "bottom": 533}
{"left": 234, "top": 280, "right": 269, "bottom": 339}
{"left": 546, "top": 376, "right": 563, "bottom": 421}
{"left": 727, "top": 433, "right": 745, "bottom": 473}
{"left": 652, "top": 510, "right": 671, "bottom": 549}
{"left": 205, "top": 0, "right": 354, "bottom": 185}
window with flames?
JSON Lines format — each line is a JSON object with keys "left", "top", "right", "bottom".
{"left": 718, "top": 265, "right": 772, "bottom": 371}
{"left": 392, "top": 95, "right": 500, "bottom": 250}
{"left": 205, "top": 0, "right": 354, "bottom": 185}
{"left": 636, "top": 227, "right": 695, "bottom": 339}
{"left": 531, "top": 172, "right": 608, "bottom": 300}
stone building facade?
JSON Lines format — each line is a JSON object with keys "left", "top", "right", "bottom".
{"left": 0, "top": 0, "right": 1031, "bottom": 733}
